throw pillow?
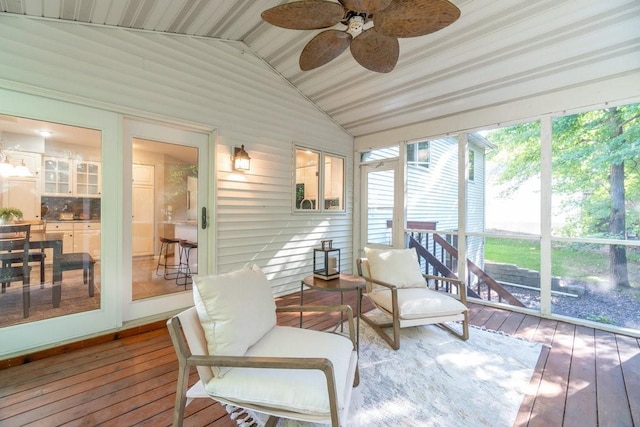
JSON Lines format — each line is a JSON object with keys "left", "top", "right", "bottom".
{"left": 364, "top": 247, "right": 426, "bottom": 288}
{"left": 193, "top": 265, "right": 277, "bottom": 377}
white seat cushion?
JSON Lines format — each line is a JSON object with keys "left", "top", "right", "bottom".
{"left": 205, "top": 325, "right": 355, "bottom": 416}
{"left": 364, "top": 247, "right": 426, "bottom": 289}
{"left": 369, "top": 287, "right": 467, "bottom": 319}
{"left": 193, "top": 265, "right": 277, "bottom": 377}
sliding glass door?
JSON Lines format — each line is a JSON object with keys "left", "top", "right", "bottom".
{"left": 123, "top": 119, "right": 210, "bottom": 321}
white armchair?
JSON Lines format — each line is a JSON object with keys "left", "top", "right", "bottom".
{"left": 167, "top": 265, "right": 358, "bottom": 427}
{"left": 357, "top": 247, "right": 469, "bottom": 350}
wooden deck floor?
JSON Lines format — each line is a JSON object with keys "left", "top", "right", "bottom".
{"left": 1, "top": 289, "right": 639, "bottom": 426}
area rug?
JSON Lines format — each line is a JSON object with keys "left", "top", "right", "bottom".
{"left": 226, "top": 315, "right": 544, "bottom": 427}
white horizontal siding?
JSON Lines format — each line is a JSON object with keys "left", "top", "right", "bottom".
{"left": 0, "top": 15, "right": 354, "bottom": 295}
{"left": 407, "top": 137, "right": 459, "bottom": 230}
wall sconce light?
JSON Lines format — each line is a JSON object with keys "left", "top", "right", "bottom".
{"left": 233, "top": 145, "right": 251, "bottom": 171}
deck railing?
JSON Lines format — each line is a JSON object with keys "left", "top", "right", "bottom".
{"left": 407, "top": 232, "right": 524, "bottom": 307}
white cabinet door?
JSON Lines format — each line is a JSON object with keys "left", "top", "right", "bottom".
{"left": 2, "top": 178, "right": 40, "bottom": 219}
{"left": 132, "top": 164, "right": 154, "bottom": 185}
{"left": 75, "top": 161, "right": 101, "bottom": 197}
{"left": 132, "top": 184, "right": 154, "bottom": 256}
{"left": 73, "top": 223, "right": 101, "bottom": 258}
{"left": 48, "top": 222, "right": 74, "bottom": 255}
{"left": 43, "top": 157, "right": 73, "bottom": 196}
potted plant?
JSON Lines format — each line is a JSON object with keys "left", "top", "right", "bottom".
{"left": 0, "top": 207, "right": 24, "bottom": 225}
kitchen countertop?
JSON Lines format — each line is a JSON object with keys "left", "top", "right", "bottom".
{"left": 161, "top": 220, "right": 197, "bottom": 226}
{"left": 46, "top": 219, "right": 101, "bottom": 223}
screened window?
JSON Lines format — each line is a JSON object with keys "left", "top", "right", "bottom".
{"left": 468, "top": 149, "right": 475, "bottom": 181}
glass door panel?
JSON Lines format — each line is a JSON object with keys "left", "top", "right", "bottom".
{"left": 362, "top": 162, "right": 398, "bottom": 248}
{"left": 0, "top": 115, "right": 102, "bottom": 328}
{"left": 123, "top": 118, "right": 209, "bottom": 322}
{"left": 131, "top": 139, "right": 199, "bottom": 301}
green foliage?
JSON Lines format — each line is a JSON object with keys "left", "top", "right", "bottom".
{"left": 486, "top": 103, "right": 640, "bottom": 238}
{"left": 0, "top": 207, "right": 24, "bottom": 223}
{"left": 585, "top": 314, "right": 615, "bottom": 325}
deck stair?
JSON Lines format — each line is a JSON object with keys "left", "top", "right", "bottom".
{"left": 408, "top": 235, "right": 524, "bottom": 307}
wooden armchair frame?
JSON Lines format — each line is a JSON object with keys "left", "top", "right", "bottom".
{"left": 167, "top": 304, "right": 358, "bottom": 427}
{"left": 357, "top": 258, "right": 469, "bottom": 350}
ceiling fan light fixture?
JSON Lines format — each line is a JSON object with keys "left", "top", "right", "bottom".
{"left": 261, "top": 0, "right": 461, "bottom": 73}
{"left": 347, "top": 15, "right": 365, "bottom": 37}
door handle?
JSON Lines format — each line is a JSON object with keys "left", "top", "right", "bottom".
{"left": 201, "top": 207, "right": 207, "bottom": 229}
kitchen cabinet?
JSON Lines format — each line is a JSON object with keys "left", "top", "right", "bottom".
{"left": 132, "top": 164, "right": 155, "bottom": 256}
{"left": 43, "top": 157, "right": 101, "bottom": 197}
{"left": 75, "top": 161, "right": 101, "bottom": 197}
{"left": 132, "top": 164, "right": 154, "bottom": 185}
{"left": 43, "top": 157, "right": 72, "bottom": 196}
{"left": 73, "top": 222, "right": 101, "bottom": 258}
{"left": 48, "top": 222, "right": 101, "bottom": 259}
{"left": 49, "top": 222, "right": 74, "bottom": 255}
{"left": 1, "top": 178, "right": 40, "bottom": 219}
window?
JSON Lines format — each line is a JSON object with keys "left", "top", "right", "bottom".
{"left": 468, "top": 149, "right": 475, "bottom": 181}
{"left": 294, "top": 146, "right": 344, "bottom": 211}
{"left": 407, "top": 141, "right": 430, "bottom": 168}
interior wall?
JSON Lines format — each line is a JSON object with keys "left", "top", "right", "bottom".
{"left": 0, "top": 14, "right": 354, "bottom": 295}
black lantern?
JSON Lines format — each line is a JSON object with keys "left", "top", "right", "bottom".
{"left": 314, "top": 241, "right": 340, "bottom": 280}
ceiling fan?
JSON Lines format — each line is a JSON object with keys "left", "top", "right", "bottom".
{"left": 261, "top": 0, "right": 460, "bottom": 73}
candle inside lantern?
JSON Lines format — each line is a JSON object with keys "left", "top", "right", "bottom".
{"left": 328, "top": 256, "right": 337, "bottom": 274}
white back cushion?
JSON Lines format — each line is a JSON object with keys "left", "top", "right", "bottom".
{"left": 364, "top": 247, "right": 426, "bottom": 289}
{"left": 193, "top": 265, "right": 276, "bottom": 376}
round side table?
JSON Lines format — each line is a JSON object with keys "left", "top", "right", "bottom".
{"left": 300, "top": 273, "right": 366, "bottom": 352}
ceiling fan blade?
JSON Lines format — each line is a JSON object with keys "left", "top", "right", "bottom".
{"left": 300, "top": 30, "right": 353, "bottom": 71}
{"left": 374, "top": 0, "right": 461, "bottom": 38}
{"left": 339, "top": 0, "right": 392, "bottom": 14}
{"left": 261, "top": 0, "right": 345, "bottom": 30}
{"left": 350, "top": 28, "right": 399, "bottom": 73}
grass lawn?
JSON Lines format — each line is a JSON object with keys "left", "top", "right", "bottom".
{"left": 484, "top": 237, "right": 615, "bottom": 279}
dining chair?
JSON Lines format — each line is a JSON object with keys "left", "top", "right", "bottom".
{"left": 4, "top": 220, "right": 47, "bottom": 286}
{"left": 357, "top": 247, "right": 469, "bottom": 350}
{"left": 0, "top": 224, "right": 32, "bottom": 317}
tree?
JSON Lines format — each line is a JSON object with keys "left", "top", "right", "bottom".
{"left": 487, "top": 103, "right": 640, "bottom": 288}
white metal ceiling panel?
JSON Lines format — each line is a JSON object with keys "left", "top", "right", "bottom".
{"left": 0, "top": 0, "right": 638, "bottom": 137}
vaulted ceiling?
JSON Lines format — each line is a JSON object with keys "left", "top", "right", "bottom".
{"left": 1, "top": 0, "right": 638, "bottom": 137}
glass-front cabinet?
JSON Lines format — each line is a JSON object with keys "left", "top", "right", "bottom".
{"left": 43, "top": 158, "right": 101, "bottom": 197}
{"left": 43, "top": 157, "right": 72, "bottom": 195}
{"left": 75, "top": 161, "right": 101, "bottom": 197}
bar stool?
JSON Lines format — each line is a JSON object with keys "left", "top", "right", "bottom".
{"left": 176, "top": 239, "right": 198, "bottom": 288}
{"left": 156, "top": 237, "right": 180, "bottom": 279}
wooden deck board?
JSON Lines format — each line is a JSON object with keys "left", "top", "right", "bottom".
{"left": 617, "top": 334, "right": 640, "bottom": 426}
{"left": 563, "top": 325, "right": 597, "bottom": 427}
{"left": 1, "top": 295, "right": 639, "bottom": 427}
{"left": 595, "top": 329, "right": 634, "bottom": 427}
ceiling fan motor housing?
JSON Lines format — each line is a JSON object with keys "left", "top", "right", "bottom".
{"left": 346, "top": 15, "right": 365, "bottom": 37}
